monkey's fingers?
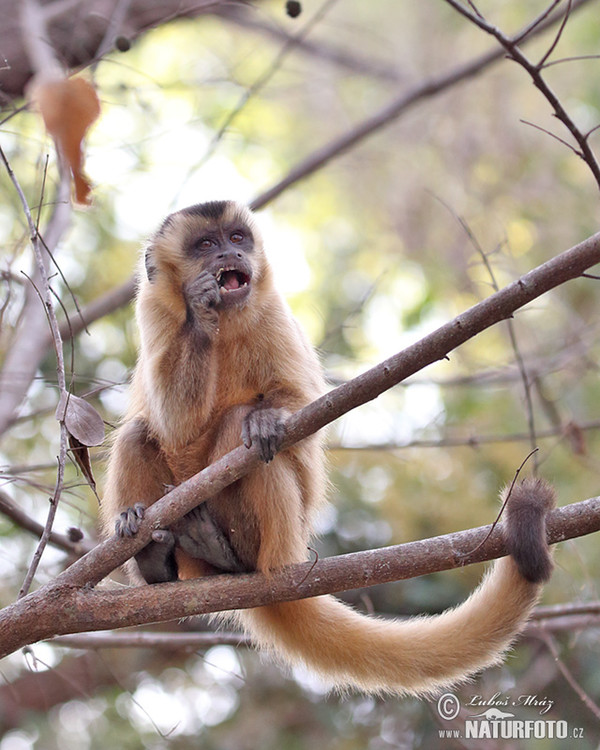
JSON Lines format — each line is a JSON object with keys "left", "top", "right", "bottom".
{"left": 115, "top": 502, "right": 146, "bottom": 537}
{"left": 242, "top": 407, "right": 286, "bottom": 463}
{"left": 184, "top": 270, "right": 221, "bottom": 310}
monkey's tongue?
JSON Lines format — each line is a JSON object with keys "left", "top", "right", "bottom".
{"left": 221, "top": 271, "right": 241, "bottom": 291}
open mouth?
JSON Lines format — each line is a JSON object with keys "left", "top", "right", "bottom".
{"left": 216, "top": 267, "right": 251, "bottom": 295}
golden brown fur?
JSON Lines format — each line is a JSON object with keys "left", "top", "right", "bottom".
{"left": 101, "top": 200, "right": 555, "bottom": 696}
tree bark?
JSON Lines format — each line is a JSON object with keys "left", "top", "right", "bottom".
{"left": 0, "top": 0, "right": 250, "bottom": 102}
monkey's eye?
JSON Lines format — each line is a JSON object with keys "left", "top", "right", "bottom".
{"left": 197, "top": 238, "right": 213, "bottom": 250}
{"left": 230, "top": 232, "right": 244, "bottom": 244}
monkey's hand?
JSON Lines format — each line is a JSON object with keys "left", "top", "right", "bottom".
{"left": 184, "top": 271, "right": 221, "bottom": 312}
{"left": 171, "top": 505, "right": 247, "bottom": 573}
{"left": 242, "top": 407, "right": 287, "bottom": 463}
{"left": 182, "top": 271, "right": 222, "bottom": 335}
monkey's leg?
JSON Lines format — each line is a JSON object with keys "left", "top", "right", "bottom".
{"left": 176, "top": 404, "right": 308, "bottom": 578}
{"left": 103, "top": 418, "right": 177, "bottom": 583}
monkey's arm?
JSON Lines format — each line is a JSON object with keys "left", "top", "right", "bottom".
{"left": 134, "top": 273, "right": 222, "bottom": 438}
{"left": 102, "top": 418, "right": 179, "bottom": 583}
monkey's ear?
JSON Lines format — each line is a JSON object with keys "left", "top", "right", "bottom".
{"left": 145, "top": 245, "right": 158, "bottom": 282}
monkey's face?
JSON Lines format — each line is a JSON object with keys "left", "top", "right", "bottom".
{"left": 146, "top": 201, "right": 266, "bottom": 310}
{"left": 187, "top": 218, "right": 254, "bottom": 309}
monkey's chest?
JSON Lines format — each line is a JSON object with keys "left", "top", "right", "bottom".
{"left": 163, "top": 438, "right": 212, "bottom": 485}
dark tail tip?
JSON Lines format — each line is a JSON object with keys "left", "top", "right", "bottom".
{"left": 503, "top": 478, "right": 556, "bottom": 584}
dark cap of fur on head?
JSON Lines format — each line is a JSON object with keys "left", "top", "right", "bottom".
{"left": 503, "top": 477, "right": 556, "bottom": 584}
{"left": 181, "top": 201, "right": 230, "bottom": 221}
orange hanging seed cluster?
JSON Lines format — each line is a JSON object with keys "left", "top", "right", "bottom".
{"left": 30, "top": 76, "right": 101, "bottom": 205}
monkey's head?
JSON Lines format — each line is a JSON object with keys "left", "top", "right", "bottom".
{"left": 144, "top": 201, "right": 269, "bottom": 309}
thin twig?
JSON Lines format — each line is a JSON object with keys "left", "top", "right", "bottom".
{"left": 543, "top": 53, "right": 600, "bottom": 68}
{"left": 520, "top": 118, "right": 581, "bottom": 156}
{"left": 460, "top": 448, "right": 539, "bottom": 557}
{"left": 327, "top": 418, "right": 600, "bottom": 451}
{"left": 533, "top": 601, "right": 600, "bottom": 619}
{"left": 216, "top": 5, "right": 405, "bottom": 83}
{"left": 172, "top": 0, "right": 340, "bottom": 206}
{"left": 0, "top": 490, "right": 94, "bottom": 555}
{"left": 444, "top": 0, "right": 600, "bottom": 190}
{"left": 51, "top": 631, "right": 251, "bottom": 650}
{"left": 433, "top": 197, "right": 539, "bottom": 470}
{"left": 538, "top": 0, "right": 573, "bottom": 67}
{"left": 0, "top": 141, "right": 72, "bottom": 597}
{"left": 541, "top": 632, "right": 600, "bottom": 720}
{"left": 513, "top": 0, "right": 563, "bottom": 44}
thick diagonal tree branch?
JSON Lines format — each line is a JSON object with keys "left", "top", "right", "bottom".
{"left": 0, "top": 0, "right": 590, "bottom": 445}
{"left": 0, "top": 228, "right": 599, "bottom": 658}
{"left": 40, "top": 227, "right": 600, "bottom": 591}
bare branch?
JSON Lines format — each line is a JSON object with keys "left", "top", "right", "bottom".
{"left": 56, "top": 277, "right": 136, "bottom": 342}
{"left": 0, "top": 161, "right": 72, "bottom": 438}
{"left": 251, "top": 0, "right": 595, "bottom": 209}
{"left": 444, "top": 0, "right": 600, "bottom": 190}
{"left": 0, "top": 489, "right": 95, "bottom": 555}
{"left": 0, "top": 495, "right": 598, "bottom": 658}
{"left": 520, "top": 118, "right": 581, "bottom": 156}
{"left": 433, "top": 199, "right": 539, "bottom": 471}
{"left": 23, "top": 227, "right": 598, "bottom": 595}
{"left": 0, "top": 229, "right": 598, "bottom": 656}
{"left": 538, "top": 0, "right": 573, "bottom": 68}
{"left": 526, "top": 613, "right": 600, "bottom": 634}
{"left": 328, "top": 418, "right": 600, "bottom": 451}
{"left": 0, "top": 138, "right": 73, "bottom": 596}
{"left": 533, "top": 601, "right": 600, "bottom": 618}
{"left": 540, "top": 631, "right": 600, "bottom": 720}
{"left": 199, "top": 0, "right": 340, "bottom": 168}
{"left": 51, "top": 630, "right": 251, "bottom": 650}
{"left": 215, "top": 4, "right": 405, "bottom": 83}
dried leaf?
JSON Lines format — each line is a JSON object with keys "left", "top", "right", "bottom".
{"left": 29, "top": 75, "right": 101, "bottom": 205}
{"left": 68, "top": 434, "right": 97, "bottom": 493}
{"left": 55, "top": 392, "right": 105, "bottom": 446}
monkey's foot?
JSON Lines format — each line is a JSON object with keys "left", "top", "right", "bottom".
{"left": 172, "top": 505, "right": 247, "bottom": 573}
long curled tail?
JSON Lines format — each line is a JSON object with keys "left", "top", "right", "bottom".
{"left": 235, "top": 478, "right": 555, "bottom": 696}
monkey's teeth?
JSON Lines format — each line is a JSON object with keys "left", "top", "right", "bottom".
{"left": 218, "top": 269, "right": 248, "bottom": 292}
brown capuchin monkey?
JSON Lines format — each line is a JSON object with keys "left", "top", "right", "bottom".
{"left": 101, "top": 200, "right": 555, "bottom": 696}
